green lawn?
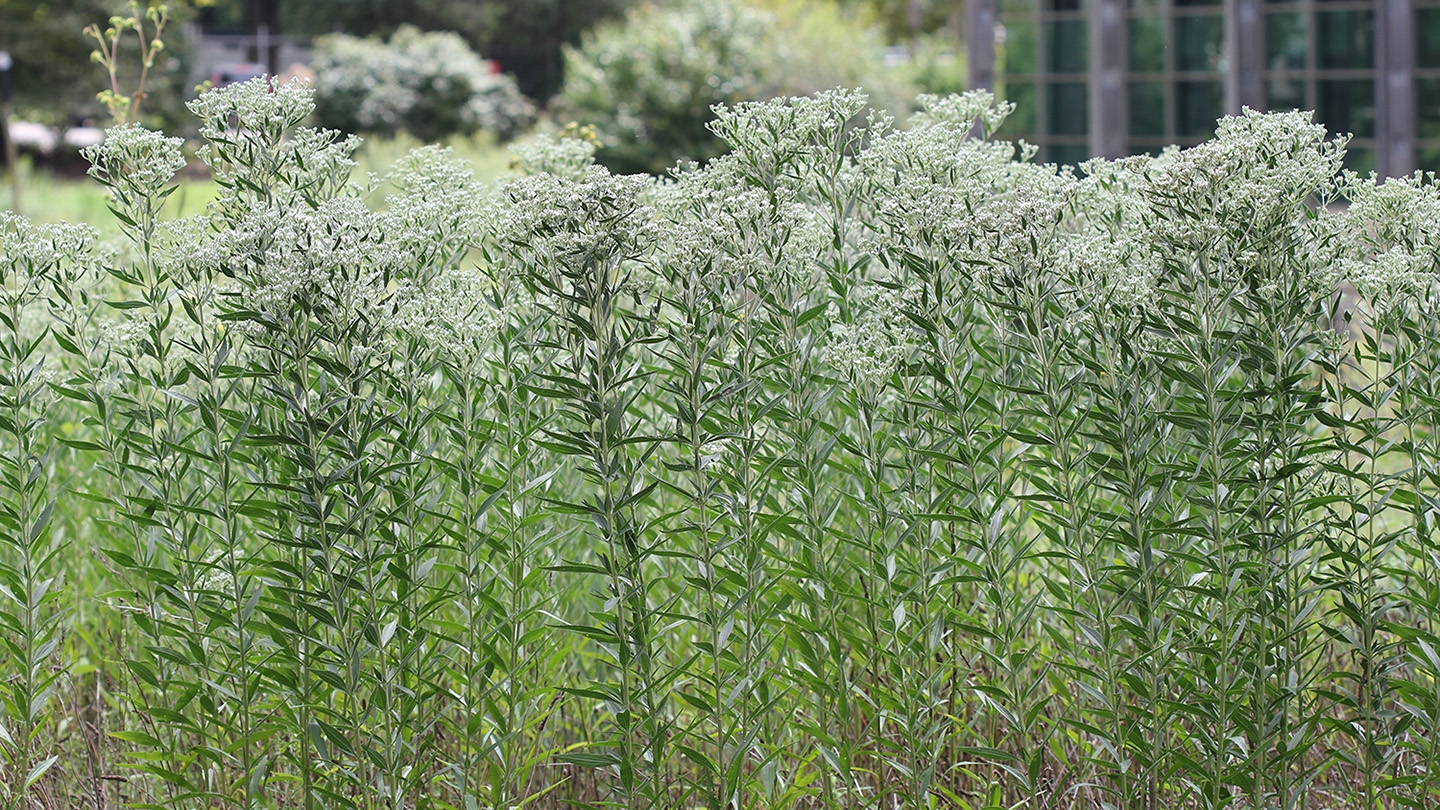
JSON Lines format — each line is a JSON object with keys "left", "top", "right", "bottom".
{"left": 2, "top": 130, "right": 516, "bottom": 227}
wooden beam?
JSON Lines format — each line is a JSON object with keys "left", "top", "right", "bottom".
{"left": 968, "top": 0, "right": 997, "bottom": 92}
{"left": 1377, "top": 0, "right": 1416, "bottom": 177}
{"left": 1224, "top": 0, "right": 1265, "bottom": 115}
{"left": 1090, "top": 0, "right": 1126, "bottom": 158}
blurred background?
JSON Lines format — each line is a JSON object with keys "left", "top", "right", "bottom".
{"left": 986, "top": 0, "right": 1434, "bottom": 177}
{"left": 0, "top": 0, "right": 1433, "bottom": 216}
{"left": 0, "top": 0, "right": 961, "bottom": 192}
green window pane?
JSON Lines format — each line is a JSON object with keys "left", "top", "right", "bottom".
{"left": 1420, "top": 8, "right": 1440, "bottom": 68}
{"left": 1128, "top": 0, "right": 1161, "bottom": 11}
{"left": 1421, "top": 146, "right": 1440, "bottom": 174}
{"left": 1005, "top": 21, "right": 1040, "bottom": 74}
{"left": 1047, "top": 144, "right": 1091, "bottom": 166}
{"left": 1049, "top": 0, "right": 1083, "bottom": 11}
{"left": 1000, "top": 0, "right": 1037, "bottom": 14}
{"left": 1047, "top": 82, "right": 1089, "bottom": 135}
{"left": 1266, "top": 13, "right": 1306, "bottom": 71}
{"left": 1316, "top": 10, "right": 1374, "bottom": 69}
{"left": 1177, "top": 80, "right": 1222, "bottom": 137}
{"left": 1267, "top": 77, "right": 1306, "bottom": 111}
{"left": 1000, "top": 82, "right": 1039, "bottom": 135}
{"left": 1047, "top": 19, "right": 1088, "bottom": 73}
{"left": 1421, "top": 78, "right": 1440, "bottom": 139}
{"left": 1317, "top": 79, "right": 1375, "bottom": 138}
{"left": 1175, "top": 15, "right": 1224, "bottom": 72}
{"left": 1175, "top": 0, "right": 1220, "bottom": 7}
{"left": 1343, "top": 147, "right": 1374, "bottom": 175}
{"left": 1130, "top": 16, "right": 1165, "bottom": 72}
{"left": 1130, "top": 81, "right": 1166, "bottom": 136}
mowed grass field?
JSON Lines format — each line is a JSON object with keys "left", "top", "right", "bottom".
{"left": 1, "top": 131, "right": 515, "bottom": 226}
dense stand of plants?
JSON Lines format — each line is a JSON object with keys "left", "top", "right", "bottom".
{"left": 5, "top": 78, "right": 1440, "bottom": 810}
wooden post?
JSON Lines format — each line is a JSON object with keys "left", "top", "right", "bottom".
{"left": 1376, "top": 0, "right": 1416, "bottom": 177}
{"left": 968, "top": 0, "right": 997, "bottom": 92}
{"left": 1224, "top": 0, "right": 1265, "bottom": 115}
{"left": 1090, "top": 0, "right": 1126, "bottom": 158}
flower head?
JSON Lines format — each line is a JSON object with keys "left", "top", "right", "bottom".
{"left": 83, "top": 124, "right": 187, "bottom": 212}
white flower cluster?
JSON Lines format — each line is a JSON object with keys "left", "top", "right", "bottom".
{"left": 1343, "top": 170, "right": 1440, "bottom": 252}
{"left": 907, "top": 90, "right": 1015, "bottom": 136}
{"left": 698, "top": 436, "right": 734, "bottom": 470}
{"left": 820, "top": 283, "right": 918, "bottom": 388}
{"left": 1093, "top": 109, "right": 1350, "bottom": 323}
{"left": 82, "top": 124, "right": 187, "bottom": 208}
{"left": 148, "top": 214, "right": 225, "bottom": 289}
{"left": 1143, "top": 109, "right": 1342, "bottom": 256}
{"left": 709, "top": 88, "right": 871, "bottom": 185}
{"left": 277, "top": 127, "right": 363, "bottom": 203}
{"left": 388, "top": 264, "right": 509, "bottom": 367}
{"left": 508, "top": 133, "right": 599, "bottom": 181}
{"left": 501, "top": 167, "right": 660, "bottom": 284}
{"left": 1336, "top": 171, "right": 1440, "bottom": 315}
{"left": 2, "top": 214, "right": 99, "bottom": 363}
{"left": 1340, "top": 245, "right": 1435, "bottom": 317}
{"left": 96, "top": 317, "right": 151, "bottom": 358}
{"left": 860, "top": 100, "right": 1072, "bottom": 295}
{"left": 1060, "top": 231, "right": 1157, "bottom": 318}
{"left": 655, "top": 161, "right": 826, "bottom": 300}
{"left": 386, "top": 145, "right": 496, "bottom": 262}
{"left": 964, "top": 163, "right": 1076, "bottom": 292}
{"left": 1, "top": 212, "right": 98, "bottom": 282}
{"left": 1062, "top": 158, "right": 1164, "bottom": 331}
{"left": 1, "top": 213, "right": 90, "bottom": 393}
{"left": 223, "top": 197, "right": 414, "bottom": 334}
{"left": 188, "top": 77, "right": 316, "bottom": 144}
{"left": 188, "top": 79, "right": 359, "bottom": 215}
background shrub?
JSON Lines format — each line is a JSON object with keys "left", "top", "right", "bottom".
{"left": 312, "top": 24, "right": 536, "bottom": 142}
{"left": 243, "top": 0, "right": 634, "bottom": 101}
{"left": 749, "top": 0, "right": 915, "bottom": 113}
{"left": 902, "top": 33, "right": 968, "bottom": 96}
{"left": 558, "top": 0, "right": 915, "bottom": 174}
{"left": 556, "top": 0, "right": 770, "bottom": 174}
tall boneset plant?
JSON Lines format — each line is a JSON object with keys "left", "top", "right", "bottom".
{"left": 0, "top": 214, "right": 94, "bottom": 809}
{"left": 16, "top": 72, "right": 1440, "bottom": 809}
{"left": 504, "top": 164, "right": 670, "bottom": 809}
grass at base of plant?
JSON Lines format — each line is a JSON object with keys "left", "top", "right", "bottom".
{"left": 3, "top": 130, "right": 515, "bottom": 229}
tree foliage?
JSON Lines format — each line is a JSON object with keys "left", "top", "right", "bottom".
{"left": 0, "top": 0, "right": 198, "bottom": 128}
{"left": 859, "top": 0, "right": 961, "bottom": 41}
{"left": 558, "top": 0, "right": 916, "bottom": 175}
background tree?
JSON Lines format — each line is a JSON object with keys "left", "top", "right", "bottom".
{"left": 0, "top": 0, "right": 202, "bottom": 128}
{"left": 855, "top": 0, "right": 962, "bottom": 42}
{"left": 199, "top": 0, "right": 632, "bottom": 101}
